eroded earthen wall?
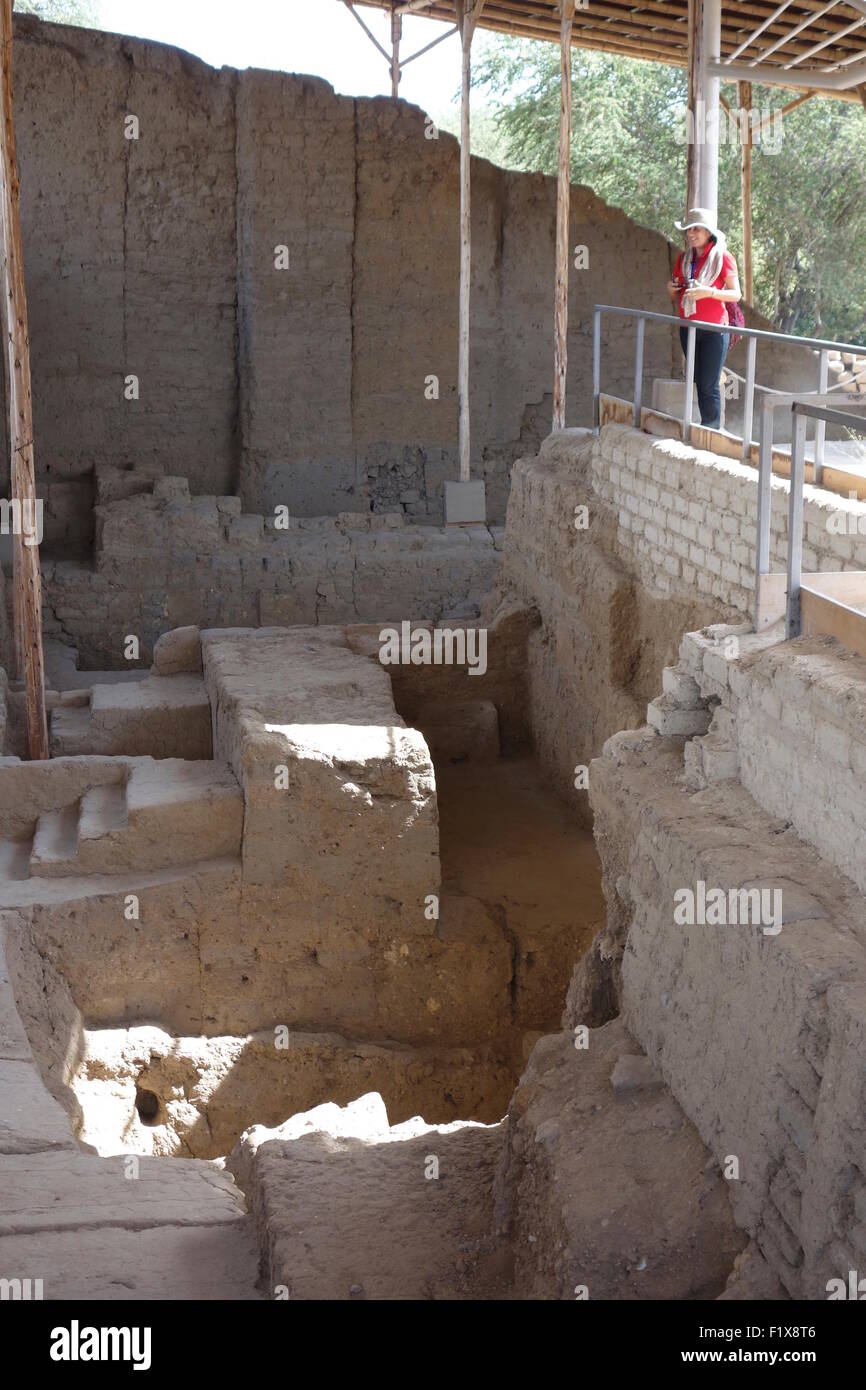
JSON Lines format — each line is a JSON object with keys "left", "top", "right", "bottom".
{"left": 3, "top": 13, "right": 822, "bottom": 559}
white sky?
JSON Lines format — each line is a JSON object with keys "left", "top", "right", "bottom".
{"left": 96, "top": 0, "right": 462, "bottom": 111}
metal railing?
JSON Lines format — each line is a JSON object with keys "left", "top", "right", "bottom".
{"left": 785, "top": 400, "right": 866, "bottom": 641}
{"left": 592, "top": 303, "right": 866, "bottom": 469}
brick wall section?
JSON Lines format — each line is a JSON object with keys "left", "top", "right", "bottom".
{"left": 592, "top": 423, "right": 866, "bottom": 614}
{"left": 592, "top": 725, "right": 866, "bottom": 1298}
{"left": 675, "top": 624, "right": 866, "bottom": 900}
{"left": 42, "top": 474, "right": 503, "bottom": 669}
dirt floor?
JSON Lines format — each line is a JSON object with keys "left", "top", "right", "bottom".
{"left": 436, "top": 752, "right": 606, "bottom": 1034}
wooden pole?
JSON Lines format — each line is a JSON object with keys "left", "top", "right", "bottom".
{"left": 552, "top": 0, "right": 574, "bottom": 433}
{"left": 0, "top": 0, "right": 49, "bottom": 760}
{"left": 738, "top": 79, "right": 753, "bottom": 305}
{"left": 456, "top": 0, "right": 485, "bottom": 483}
{"left": 390, "top": 7, "right": 401, "bottom": 99}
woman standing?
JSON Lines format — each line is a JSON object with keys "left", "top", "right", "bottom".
{"left": 667, "top": 207, "right": 742, "bottom": 430}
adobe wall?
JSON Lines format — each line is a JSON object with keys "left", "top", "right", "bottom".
{"left": 496, "top": 424, "right": 866, "bottom": 1296}
{"left": 2, "top": 14, "right": 823, "bottom": 556}
{"left": 492, "top": 424, "right": 866, "bottom": 816}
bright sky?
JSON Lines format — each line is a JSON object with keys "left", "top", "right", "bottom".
{"left": 96, "top": 0, "right": 462, "bottom": 111}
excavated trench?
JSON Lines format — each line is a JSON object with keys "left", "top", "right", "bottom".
{"left": 4, "top": 622, "right": 605, "bottom": 1167}
{"left": 66, "top": 747, "right": 605, "bottom": 1160}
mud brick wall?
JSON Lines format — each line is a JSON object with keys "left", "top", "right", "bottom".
{"left": 0, "top": 13, "right": 821, "bottom": 558}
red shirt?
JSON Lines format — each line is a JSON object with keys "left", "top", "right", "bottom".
{"left": 675, "top": 242, "right": 737, "bottom": 325}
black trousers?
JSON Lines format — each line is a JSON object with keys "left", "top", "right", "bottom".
{"left": 679, "top": 326, "right": 730, "bottom": 429}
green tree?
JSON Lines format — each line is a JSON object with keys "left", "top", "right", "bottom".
{"left": 14, "top": 0, "right": 99, "bottom": 26}
{"left": 470, "top": 33, "right": 866, "bottom": 342}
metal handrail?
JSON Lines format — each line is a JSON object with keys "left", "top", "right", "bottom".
{"left": 592, "top": 303, "right": 866, "bottom": 468}
{"left": 786, "top": 401, "right": 866, "bottom": 640}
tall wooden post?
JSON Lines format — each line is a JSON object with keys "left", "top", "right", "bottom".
{"left": 390, "top": 8, "right": 401, "bottom": 99}
{"left": 552, "top": 1, "right": 574, "bottom": 433}
{"left": 455, "top": 0, "right": 485, "bottom": 483}
{"left": 0, "top": 0, "right": 49, "bottom": 759}
{"left": 738, "top": 79, "right": 753, "bottom": 304}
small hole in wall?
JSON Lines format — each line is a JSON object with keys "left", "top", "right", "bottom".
{"left": 135, "top": 1087, "right": 161, "bottom": 1126}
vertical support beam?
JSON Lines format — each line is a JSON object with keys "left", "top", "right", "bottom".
{"left": 0, "top": 0, "right": 48, "bottom": 760}
{"left": 738, "top": 79, "right": 754, "bottom": 304}
{"left": 742, "top": 333, "right": 757, "bottom": 462}
{"left": 633, "top": 316, "right": 645, "bottom": 429}
{"left": 592, "top": 306, "right": 601, "bottom": 435}
{"left": 390, "top": 7, "right": 402, "bottom": 99}
{"left": 455, "top": 0, "right": 485, "bottom": 483}
{"left": 683, "top": 324, "right": 697, "bottom": 443}
{"left": 552, "top": 0, "right": 574, "bottom": 433}
{"left": 786, "top": 407, "right": 807, "bottom": 640}
{"left": 687, "top": 0, "right": 722, "bottom": 215}
{"left": 686, "top": 0, "right": 699, "bottom": 210}
{"left": 754, "top": 398, "right": 774, "bottom": 628}
{"left": 814, "top": 348, "right": 828, "bottom": 485}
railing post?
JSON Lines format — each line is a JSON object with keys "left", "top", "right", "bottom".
{"left": 786, "top": 404, "right": 808, "bottom": 640}
{"left": 633, "top": 316, "right": 645, "bottom": 429}
{"left": 742, "top": 334, "right": 757, "bottom": 462}
{"left": 683, "top": 324, "right": 696, "bottom": 443}
{"left": 814, "top": 348, "right": 829, "bottom": 486}
{"left": 754, "top": 398, "right": 774, "bottom": 627}
{"left": 592, "top": 307, "right": 601, "bottom": 435}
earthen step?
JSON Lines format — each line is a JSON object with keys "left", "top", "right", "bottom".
{"left": 24, "top": 761, "right": 242, "bottom": 880}
{"left": 0, "top": 839, "right": 31, "bottom": 883}
{"left": 0, "top": 856, "right": 241, "bottom": 911}
{"left": 91, "top": 759, "right": 242, "bottom": 872}
{"left": 29, "top": 804, "right": 80, "bottom": 876}
{"left": 48, "top": 704, "right": 93, "bottom": 757}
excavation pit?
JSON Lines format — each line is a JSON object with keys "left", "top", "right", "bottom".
{"left": 4, "top": 619, "right": 604, "bottom": 1164}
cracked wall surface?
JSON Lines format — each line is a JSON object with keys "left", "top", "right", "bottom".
{"left": 1, "top": 13, "right": 819, "bottom": 558}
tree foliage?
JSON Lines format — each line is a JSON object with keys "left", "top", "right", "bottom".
{"left": 463, "top": 34, "right": 866, "bottom": 342}
{"left": 14, "top": 0, "right": 99, "bottom": 27}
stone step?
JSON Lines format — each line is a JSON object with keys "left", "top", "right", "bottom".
{"left": 0, "top": 839, "right": 31, "bottom": 883}
{"left": 49, "top": 676, "right": 211, "bottom": 760}
{"left": 81, "top": 759, "right": 242, "bottom": 873}
{"left": 26, "top": 761, "right": 242, "bottom": 879}
{"left": 0, "top": 855, "right": 241, "bottom": 912}
{"left": 0, "top": 1152, "right": 262, "bottom": 1299}
{"left": 29, "top": 804, "right": 80, "bottom": 876}
{"left": 48, "top": 704, "right": 92, "bottom": 757}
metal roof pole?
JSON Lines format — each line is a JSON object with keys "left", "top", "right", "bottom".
{"left": 697, "top": 0, "right": 721, "bottom": 214}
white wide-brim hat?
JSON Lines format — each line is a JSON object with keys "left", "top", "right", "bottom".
{"left": 674, "top": 206, "right": 720, "bottom": 237}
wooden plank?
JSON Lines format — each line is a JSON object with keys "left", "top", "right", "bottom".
{"left": 0, "top": 0, "right": 48, "bottom": 760}
{"left": 599, "top": 393, "right": 634, "bottom": 427}
{"left": 360, "top": 1, "right": 866, "bottom": 101}
{"left": 801, "top": 583, "right": 866, "bottom": 660}
{"left": 552, "top": 0, "right": 574, "bottom": 433}
{"left": 738, "top": 79, "right": 753, "bottom": 304}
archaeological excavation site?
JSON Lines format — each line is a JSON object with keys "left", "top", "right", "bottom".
{"left": 2, "top": 2, "right": 866, "bottom": 1336}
